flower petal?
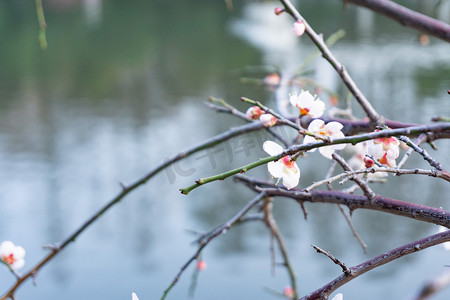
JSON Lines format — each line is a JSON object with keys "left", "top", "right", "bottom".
{"left": 282, "top": 167, "right": 300, "bottom": 189}
{"left": 325, "top": 121, "right": 344, "bottom": 133}
{"left": 298, "top": 90, "right": 314, "bottom": 107}
{"left": 263, "top": 141, "right": 284, "bottom": 156}
{"left": 132, "top": 293, "right": 139, "bottom": 300}
{"left": 267, "top": 161, "right": 284, "bottom": 178}
{"left": 308, "top": 99, "right": 325, "bottom": 118}
{"left": 331, "top": 293, "right": 343, "bottom": 300}
{"left": 307, "top": 119, "right": 325, "bottom": 132}
{"left": 319, "top": 145, "right": 336, "bottom": 159}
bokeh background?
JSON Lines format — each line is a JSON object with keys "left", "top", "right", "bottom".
{"left": 0, "top": 0, "right": 449, "bottom": 299}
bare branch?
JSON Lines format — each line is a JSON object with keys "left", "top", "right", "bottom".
{"left": 264, "top": 188, "right": 450, "bottom": 228}
{"left": 412, "top": 270, "right": 450, "bottom": 300}
{"left": 161, "top": 193, "right": 265, "bottom": 300}
{"left": 279, "top": 0, "right": 382, "bottom": 126}
{"left": 398, "top": 135, "right": 443, "bottom": 171}
{"left": 301, "top": 230, "right": 450, "bottom": 299}
{"left": 312, "top": 245, "right": 352, "bottom": 276}
{"left": 343, "top": 0, "right": 450, "bottom": 42}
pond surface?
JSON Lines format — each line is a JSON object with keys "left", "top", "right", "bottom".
{"left": 0, "top": 0, "right": 449, "bottom": 299}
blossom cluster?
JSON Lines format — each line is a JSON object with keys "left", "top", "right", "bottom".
{"left": 245, "top": 106, "right": 278, "bottom": 127}
{"left": 260, "top": 88, "right": 405, "bottom": 190}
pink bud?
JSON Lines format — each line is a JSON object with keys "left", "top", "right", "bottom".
{"left": 274, "top": 8, "right": 284, "bottom": 16}
{"left": 292, "top": 21, "right": 306, "bottom": 37}
{"left": 260, "top": 113, "right": 277, "bottom": 127}
{"left": 197, "top": 260, "right": 207, "bottom": 270}
{"left": 245, "top": 106, "right": 263, "bottom": 120}
{"left": 263, "top": 73, "right": 281, "bottom": 87}
{"left": 363, "top": 156, "right": 374, "bottom": 168}
{"left": 283, "top": 286, "right": 294, "bottom": 299}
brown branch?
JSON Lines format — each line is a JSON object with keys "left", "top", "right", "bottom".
{"left": 0, "top": 121, "right": 273, "bottom": 300}
{"left": 161, "top": 193, "right": 265, "bottom": 300}
{"left": 398, "top": 135, "right": 443, "bottom": 171}
{"left": 279, "top": 0, "right": 382, "bottom": 126}
{"left": 263, "top": 189, "right": 450, "bottom": 228}
{"left": 312, "top": 245, "right": 351, "bottom": 276}
{"left": 332, "top": 153, "right": 375, "bottom": 201}
{"left": 262, "top": 197, "right": 298, "bottom": 299}
{"left": 301, "top": 230, "right": 450, "bottom": 299}
{"left": 342, "top": 0, "right": 450, "bottom": 42}
{"left": 413, "top": 270, "right": 450, "bottom": 300}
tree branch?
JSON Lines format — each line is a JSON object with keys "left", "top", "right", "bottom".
{"left": 279, "top": 0, "right": 383, "bottom": 126}
{"left": 342, "top": 0, "right": 450, "bottom": 42}
{"left": 300, "top": 230, "right": 450, "bottom": 299}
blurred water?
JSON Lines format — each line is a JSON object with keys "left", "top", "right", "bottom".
{"left": 0, "top": 1, "right": 449, "bottom": 299}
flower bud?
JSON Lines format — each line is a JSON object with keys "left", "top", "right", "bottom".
{"left": 292, "top": 21, "right": 306, "bottom": 37}
{"left": 274, "top": 8, "right": 284, "bottom": 15}
{"left": 245, "top": 106, "right": 263, "bottom": 120}
{"left": 260, "top": 113, "right": 277, "bottom": 127}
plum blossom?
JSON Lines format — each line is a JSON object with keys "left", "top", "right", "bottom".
{"left": 132, "top": 293, "right": 139, "bottom": 300}
{"left": 260, "top": 113, "right": 277, "bottom": 127}
{"left": 331, "top": 293, "right": 343, "bottom": 300}
{"left": 303, "top": 119, "right": 345, "bottom": 159}
{"left": 438, "top": 226, "right": 450, "bottom": 251}
{"left": 367, "top": 130, "right": 400, "bottom": 167}
{"left": 263, "top": 141, "right": 300, "bottom": 190}
{"left": 283, "top": 286, "right": 294, "bottom": 299}
{"left": 263, "top": 73, "right": 281, "bottom": 87}
{"left": 245, "top": 106, "right": 263, "bottom": 120}
{"left": 0, "top": 241, "right": 25, "bottom": 271}
{"left": 197, "top": 260, "right": 207, "bottom": 270}
{"left": 292, "top": 21, "right": 306, "bottom": 36}
{"left": 347, "top": 142, "right": 387, "bottom": 178}
{"left": 290, "top": 90, "right": 325, "bottom": 118}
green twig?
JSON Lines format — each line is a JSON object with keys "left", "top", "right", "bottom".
{"left": 35, "top": 0, "right": 47, "bottom": 50}
{"left": 180, "top": 123, "right": 450, "bottom": 194}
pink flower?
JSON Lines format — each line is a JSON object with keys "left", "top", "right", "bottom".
{"left": 263, "top": 141, "right": 300, "bottom": 190}
{"left": 0, "top": 241, "right": 25, "bottom": 271}
{"left": 274, "top": 8, "right": 284, "bottom": 16}
{"left": 290, "top": 90, "right": 325, "bottom": 118}
{"left": 283, "top": 286, "right": 294, "bottom": 299}
{"left": 367, "top": 130, "right": 400, "bottom": 167}
{"left": 263, "top": 73, "right": 281, "bottom": 87}
{"left": 292, "top": 21, "right": 306, "bottom": 37}
{"left": 246, "top": 106, "right": 263, "bottom": 120}
{"left": 197, "top": 260, "right": 207, "bottom": 270}
{"left": 260, "top": 113, "right": 277, "bottom": 127}
{"left": 303, "top": 119, "right": 345, "bottom": 159}
{"left": 347, "top": 142, "right": 388, "bottom": 177}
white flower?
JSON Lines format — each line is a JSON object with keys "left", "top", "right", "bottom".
{"left": 292, "top": 21, "right": 306, "bottom": 37}
{"left": 347, "top": 142, "right": 387, "bottom": 178}
{"left": 260, "top": 113, "right": 277, "bottom": 127}
{"left": 263, "top": 141, "right": 300, "bottom": 190}
{"left": 438, "top": 226, "right": 450, "bottom": 251}
{"left": 132, "top": 292, "right": 139, "bottom": 300}
{"left": 367, "top": 130, "right": 400, "bottom": 167}
{"left": 303, "top": 119, "right": 345, "bottom": 159}
{"left": 290, "top": 90, "right": 325, "bottom": 118}
{"left": 331, "top": 293, "right": 343, "bottom": 300}
{"left": 0, "top": 241, "right": 25, "bottom": 271}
